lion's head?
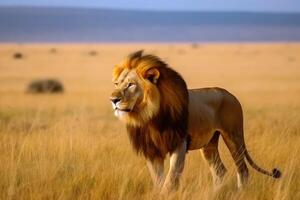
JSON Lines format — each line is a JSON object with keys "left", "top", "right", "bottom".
{"left": 110, "top": 50, "right": 189, "bottom": 160}
{"left": 110, "top": 51, "right": 160, "bottom": 127}
{"left": 111, "top": 50, "right": 188, "bottom": 126}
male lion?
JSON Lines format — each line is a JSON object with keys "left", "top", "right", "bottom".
{"left": 110, "top": 50, "right": 281, "bottom": 192}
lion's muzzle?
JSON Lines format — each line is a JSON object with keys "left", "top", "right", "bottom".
{"left": 110, "top": 96, "right": 121, "bottom": 105}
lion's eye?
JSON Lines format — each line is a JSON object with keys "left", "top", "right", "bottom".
{"left": 114, "top": 82, "right": 118, "bottom": 87}
{"left": 128, "top": 83, "right": 135, "bottom": 88}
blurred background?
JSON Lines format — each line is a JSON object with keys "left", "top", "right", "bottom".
{"left": 0, "top": 0, "right": 300, "bottom": 42}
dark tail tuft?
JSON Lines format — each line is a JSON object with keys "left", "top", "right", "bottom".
{"left": 272, "top": 168, "right": 281, "bottom": 178}
{"left": 244, "top": 149, "right": 282, "bottom": 179}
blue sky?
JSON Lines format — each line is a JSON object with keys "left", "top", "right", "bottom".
{"left": 0, "top": 0, "right": 299, "bottom": 12}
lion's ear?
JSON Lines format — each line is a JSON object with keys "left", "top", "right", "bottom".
{"left": 144, "top": 68, "right": 160, "bottom": 84}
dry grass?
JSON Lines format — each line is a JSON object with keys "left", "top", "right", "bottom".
{"left": 0, "top": 43, "right": 299, "bottom": 199}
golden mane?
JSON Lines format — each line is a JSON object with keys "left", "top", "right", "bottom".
{"left": 113, "top": 50, "right": 190, "bottom": 160}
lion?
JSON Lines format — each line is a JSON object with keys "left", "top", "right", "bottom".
{"left": 110, "top": 50, "right": 281, "bottom": 192}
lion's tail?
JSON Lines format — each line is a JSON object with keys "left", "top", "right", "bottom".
{"left": 244, "top": 149, "right": 281, "bottom": 178}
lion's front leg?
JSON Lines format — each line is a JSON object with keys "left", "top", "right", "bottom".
{"left": 146, "top": 158, "right": 164, "bottom": 190}
{"left": 161, "top": 140, "right": 187, "bottom": 193}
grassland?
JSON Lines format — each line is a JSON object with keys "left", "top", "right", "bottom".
{"left": 0, "top": 43, "right": 299, "bottom": 200}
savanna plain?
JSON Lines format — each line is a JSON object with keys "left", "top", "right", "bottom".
{"left": 0, "top": 43, "right": 299, "bottom": 200}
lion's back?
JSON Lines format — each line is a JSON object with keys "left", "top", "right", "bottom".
{"left": 188, "top": 87, "right": 241, "bottom": 113}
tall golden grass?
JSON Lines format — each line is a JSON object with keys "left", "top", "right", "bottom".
{"left": 0, "top": 43, "right": 299, "bottom": 199}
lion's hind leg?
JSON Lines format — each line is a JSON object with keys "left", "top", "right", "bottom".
{"left": 201, "top": 131, "right": 227, "bottom": 190}
{"left": 221, "top": 130, "right": 249, "bottom": 188}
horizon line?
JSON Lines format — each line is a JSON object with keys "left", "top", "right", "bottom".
{"left": 0, "top": 5, "right": 300, "bottom": 14}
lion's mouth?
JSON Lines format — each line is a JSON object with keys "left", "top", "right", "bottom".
{"left": 114, "top": 107, "right": 132, "bottom": 117}
{"left": 111, "top": 103, "right": 132, "bottom": 113}
{"left": 115, "top": 108, "right": 131, "bottom": 112}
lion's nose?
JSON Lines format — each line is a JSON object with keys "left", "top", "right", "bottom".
{"left": 110, "top": 96, "right": 121, "bottom": 104}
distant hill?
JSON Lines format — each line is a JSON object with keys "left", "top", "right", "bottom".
{"left": 0, "top": 7, "right": 300, "bottom": 42}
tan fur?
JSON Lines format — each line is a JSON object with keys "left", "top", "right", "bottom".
{"left": 110, "top": 51, "right": 281, "bottom": 192}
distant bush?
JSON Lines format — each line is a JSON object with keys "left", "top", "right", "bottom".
{"left": 288, "top": 56, "right": 295, "bottom": 62}
{"left": 50, "top": 48, "right": 57, "bottom": 54}
{"left": 88, "top": 50, "right": 98, "bottom": 56}
{"left": 13, "top": 52, "right": 23, "bottom": 59}
{"left": 191, "top": 43, "right": 199, "bottom": 49}
{"left": 26, "top": 79, "right": 64, "bottom": 94}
